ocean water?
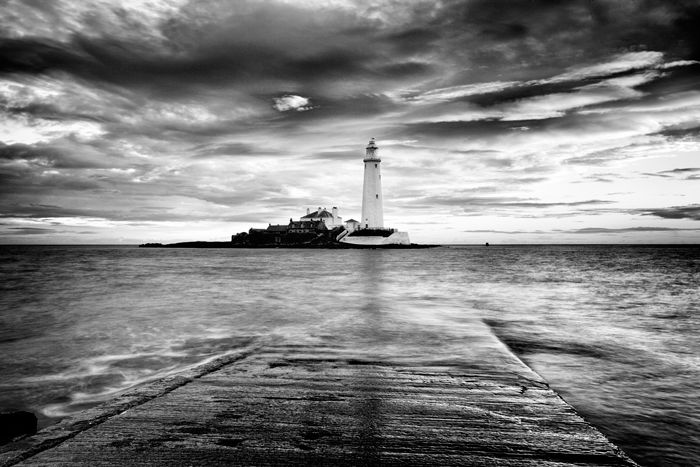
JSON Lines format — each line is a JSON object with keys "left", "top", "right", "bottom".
{"left": 0, "top": 245, "right": 698, "bottom": 466}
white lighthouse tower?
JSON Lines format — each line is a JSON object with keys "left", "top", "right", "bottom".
{"left": 340, "top": 138, "right": 410, "bottom": 246}
{"left": 361, "top": 137, "right": 383, "bottom": 229}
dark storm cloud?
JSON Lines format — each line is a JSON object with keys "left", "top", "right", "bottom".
{"left": 0, "top": 227, "right": 57, "bottom": 235}
{"left": 438, "top": 0, "right": 700, "bottom": 68}
{"left": 441, "top": 62, "right": 683, "bottom": 111}
{"left": 190, "top": 142, "right": 284, "bottom": 158}
{"left": 637, "top": 63, "right": 700, "bottom": 94}
{"left": 656, "top": 125, "right": 700, "bottom": 140}
{"left": 455, "top": 80, "right": 589, "bottom": 108}
{"left": 3, "top": 1, "right": 696, "bottom": 100}
{"left": 0, "top": 2, "right": 430, "bottom": 102}
{"left": 0, "top": 169, "right": 103, "bottom": 195}
{"left": 569, "top": 226, "right": 700, "bottom": 233}
{"left": 401, "top": 195, "right": 612, "bottom": 209}
{"left": 0, "top": 141, "right": 121, "bottom": 169}
{"left": 0, "top": 199, "right": 264, "bottom": 223}
{"left": 0, "top": 203, "right": 105, "bottom": 219}
{"left": 643, "top": 168, "right": 700, "bottom": 178}
{"left": 639, "top": 204, "right": 700, "bottom": 220}
{"left": 0, "top": 37, "right": 83, "bottom": 75}
{"left": 1, "top": 99, "right": 110, "bottom": 124}
{"left": 464, "top": 226, "right": 700, "bottom": 234}
{"left": 381, "top": 27, "right": 442, "bottom": 54}
{"left": 0, "top": 142, "right": 58, "bottom": 163}
{"left": 392, "top": 118, "right": 553, "bottom": 140}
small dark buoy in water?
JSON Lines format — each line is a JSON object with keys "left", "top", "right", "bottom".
{"left": 485, "top": 242, "right": 490, "bottom": 246}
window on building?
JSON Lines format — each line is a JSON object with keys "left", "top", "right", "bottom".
{"left": 375, "top": 194, "right": 378, "bottom": 199}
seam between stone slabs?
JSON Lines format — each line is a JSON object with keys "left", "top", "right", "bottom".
{"left": 0, "top": 345, "right": 262, "bottom": 467}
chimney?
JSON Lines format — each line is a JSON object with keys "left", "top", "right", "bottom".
{"left": 306, "top": 208, "right": 310, "bottom": 214}
{"left": 318, "top": 206, "right": 322, "bottom": 213}
{"left": 332, "top": 207, "right": 338, "bottom": 217}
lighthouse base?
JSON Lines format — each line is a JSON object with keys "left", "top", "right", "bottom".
{"left": 340, "top": 231, "right": 410, "bottom": 246}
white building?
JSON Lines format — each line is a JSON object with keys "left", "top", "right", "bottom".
{"left": 301, "top": 206, "right": 343, "bottom": 228}
{"left": 360, "top": 137, "right": 384, "bottom": 229}
{"left": 345, "top": 219, "right": 360, "bottom": 232}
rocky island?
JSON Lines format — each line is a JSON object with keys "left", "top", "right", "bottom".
{"left": 140, "top": 222, "right": 435, "bottom": 249}
{"left": 141, "top": 139, "right": 434, "bottom": 249}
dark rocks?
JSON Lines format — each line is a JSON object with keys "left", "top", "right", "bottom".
{"left": 0, "top": 411, "right": 37, "bottom": 444}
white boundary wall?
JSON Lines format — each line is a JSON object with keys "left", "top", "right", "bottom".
{"left": 340, "top": 231, "right": 410, "bottom": 246}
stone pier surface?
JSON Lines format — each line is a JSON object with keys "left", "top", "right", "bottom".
{"left": 0, "top": 338, "right": 637, "bottom": 466}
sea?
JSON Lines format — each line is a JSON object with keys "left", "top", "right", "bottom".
{"left": 0, "top": 245, "right": 698, "bottom": 466}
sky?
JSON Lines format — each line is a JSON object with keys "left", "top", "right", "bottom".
{"left": 1, "top": 0, "right": 699, "bottom": 244}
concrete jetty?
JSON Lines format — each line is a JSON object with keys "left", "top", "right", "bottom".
{"left": 0, "top": 334, "right": 637, "bottom": 466}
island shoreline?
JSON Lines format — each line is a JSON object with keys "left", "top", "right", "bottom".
{"left": 139, "top": 241, "right": 439, "bottom": 249}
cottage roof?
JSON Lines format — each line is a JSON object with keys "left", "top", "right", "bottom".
{"left": 346, "top": 218, "right": 358, "bottom": 223}
{"left": 301, "top": 209, "right": 333, "bottom": 219}
{"left": 266, "top": 224, "right": 289, "bottom": 232}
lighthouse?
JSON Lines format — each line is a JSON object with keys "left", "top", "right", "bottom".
{"left": 361, "top": 137, "right": 384, "bottom": 229}
{"left": 340, "top": 138, "right": 410, "bottom": 245}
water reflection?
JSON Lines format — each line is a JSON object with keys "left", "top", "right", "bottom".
{"left": 352, "top": 250, "right": 386, "bottom": 462}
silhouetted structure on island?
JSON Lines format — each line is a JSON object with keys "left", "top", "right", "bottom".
{"left": 233, "top": 219, "right": 344, "bottom": 247}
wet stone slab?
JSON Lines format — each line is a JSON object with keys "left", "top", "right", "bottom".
{"left": 0, "top": 340, "right": 638, "bottom": 466}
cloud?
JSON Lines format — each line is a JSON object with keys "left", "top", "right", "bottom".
{"left": 463, "top": 227, "right": 700, "bottom": 235}
{"left": 189, "top": 141, "right": 283, "bottom": 158}
{"left": 272, "top": 95, "right": 312, "bottom": 112}
{"left": 569, "top": 227, "right": 700, "bottom": 234}
{"left": 639, "top": 204, "right": 700, "bottom": 221}
{"left": 0, "top": 226, "right": 57, "bottom": 235}
{"left": 1, "top": 1, "right": 700, "bottom": 243}
{"left": 643, "top": 167, "right": 700, "bottom": 178}
{"left": 399, "top": 81, "right": 520, "bottom": 104}
{"left": 547, "top": 51, "right": 664, "bottom": 82}
{"left": 0, "top": 1, "right": 430, "bottom": 103}
{"left": 463, "top": 229, "right": 532, "bottom": 234}
{"left": 404, "top": 195, "right": 613, "bottom": 210}
{"left": 307, "top": 150, "right": 358, "bottom": 160}
{"left": 657, "top": 126, "right": 700, "bottom": 140}
{"left": 0, "top": 139, "right": 131, "bottom": 169}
